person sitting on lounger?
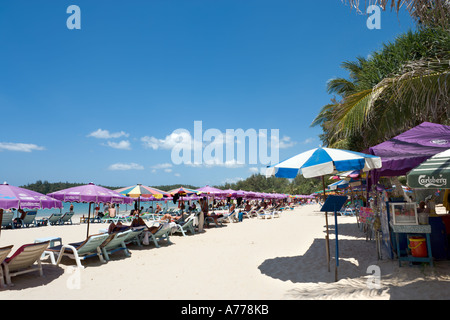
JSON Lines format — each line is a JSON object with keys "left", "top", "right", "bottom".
{"left": 131, "top": 212, "right": 160, "bottom": 234}
{"left": 13, "top": 208, "right": 27, "bottom": 227}
{"left": 109, "top": 204, "right": 117, "bottom": 218}
{"left": 108, "top": 221, "right": 130, "bottom": 233}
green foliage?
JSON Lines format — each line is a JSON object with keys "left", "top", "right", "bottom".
{"left": 20, "top": 180, "right": 122, "bottom": 194}
{"left": 23, "top": 175, "right": 336, "bottom": 197}
{"left": 312, "top": 27, "right": 450, "bottom": 151}
{"left": 21, "top": 181, "right": 200, "bottom": 194}
{"left": 217, "top": 174, "right": 334, "bottom": 195}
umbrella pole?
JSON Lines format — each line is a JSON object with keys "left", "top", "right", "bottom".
{"left": 322, "top": 176, "right": 330, "bottom": 272}
{"left": 87, "top": 202, "right": 92, "bottom": 238}
{"left": 334, "top": 209, "right": 339, "bottom": 282}
{"left": 0, "top": 209, "right": 3, "bottom": 238}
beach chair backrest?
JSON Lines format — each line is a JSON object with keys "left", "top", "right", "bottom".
{"left": 22, "top": 211, "right": 37, "bottom": 223}
{"left": 154, "top": 223, "right": 171, "bottom": 236}
{"left": 0, "top": 245, "right": 13, "bottom": 263}
{"left": 103, "top": 230, "right": 132, "bottom": 249}
{"left": 62, "top": 212, "right": 74, "bottom": 219}
{"left": 60, "top": 212, "right": 74, "bottom": 223}
{"left": 49, "top": 213, "right": 63, "bottom": 223}
{"left": 4, "top": 242, "right": 49, "bottom": 272}
{"left": 77, "top": 234, "right": 109, "bottom": 255}
{"left": 181, "top": 218, "right": 194, "bottom": 230}
{"left": 1, "top": 212, "right": 14, "bottom": 227}
{"left": 125, "top": 227, "right": 145, "bottom": 243}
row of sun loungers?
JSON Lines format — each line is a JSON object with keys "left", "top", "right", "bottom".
{"left": 0, "top": 213, "right": 201, "bottom": 286}
{"left": 1, "top": 211, "right": 74, "bottom": 230}
{"left": 0, "top": 206, "right": 290, "bottom": 287}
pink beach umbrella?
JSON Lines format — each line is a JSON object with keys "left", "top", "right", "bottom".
{"left": 196, "top": 185, "right": 226, "bottom": 197}
{"left": 0, "top": 182, "right": 63, "bottom": 237}
{"left": 48, "top": 182, "right": 133, "bottom": 237}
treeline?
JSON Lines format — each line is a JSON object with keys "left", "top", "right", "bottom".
{"left": 22, "top": 175, "right": 333, "bottom": 196}
{"left": 20, "top": 180, "right": 122, "bottom": 195}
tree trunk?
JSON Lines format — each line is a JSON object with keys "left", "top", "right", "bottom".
{"left": 390, "top": 176, "right": 410, "bottom": 202}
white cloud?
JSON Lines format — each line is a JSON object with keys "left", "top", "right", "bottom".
{"left": 222, "top": 177, "right": 244, "bottom": 184}
{"left": 108, "top": 163, "right": 144, "bottom": 171}
{"left": 151, "top": 163, "right": 173, "bottom": 169}
{"left": 88, "top": 129, "right": 129, "bottom": 139}
{"left": 0, "top": 142, "right": 45, "bottom": 152}
{"left": 141, "top": 130, "right": 194, "bottom": 150}
{"left": 271, "top": 135, "right": 296, "bottom": 149}
{"left": 301, "top": 137, "right": 315, "bottom": 144}
{"left": 249, "top": 167, "right": 260, "bottom": 173}
{"left": 104, "top": 140, "right": 131, "bottom": 150}
{"left": 174, "top": 173, "right": 181, "bottom": 177}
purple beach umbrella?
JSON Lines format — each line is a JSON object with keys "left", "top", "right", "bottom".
{"left": 0, "top": 182, "right": 63, "bottom": 237}
{"left": 48, "top": 182, "right": 133, "bottom": 237}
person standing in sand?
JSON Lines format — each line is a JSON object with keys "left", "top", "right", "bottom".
{"left": 198, "top": 197, "right": 207, "bottom": 233}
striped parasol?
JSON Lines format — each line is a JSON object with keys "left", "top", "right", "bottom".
{"left": 167, "top": 187, "right": 199, "bottom": 196}
{"left": 115, "top": 184, "right": 169, "bottom": 199}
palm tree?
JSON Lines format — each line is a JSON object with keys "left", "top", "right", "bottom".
{"left": 312, "top": 27, "right": 450, "bottom": 150}
{"left": 342, "top": 0, "right": 450, "bottom": 29}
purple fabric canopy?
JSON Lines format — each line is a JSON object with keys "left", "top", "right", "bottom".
{"left": 48, "top": 183, "right": 133, "bottom": 204}
{"left": 196, "top": 185, "right": 226, "bottom": 197}
{"left": 368, "top": 122, "right": 450, "bottom": 178}
{"left": 0, "top": 182, "right": 63, "bottom": 210}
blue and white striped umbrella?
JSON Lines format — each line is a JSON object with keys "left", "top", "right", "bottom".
{"left": 266, "top": 147, "right": 382, "bottom": 179}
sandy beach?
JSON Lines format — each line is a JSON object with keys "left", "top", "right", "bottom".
{"left": 0, "top": 203, "right": 449, "bottom": 300}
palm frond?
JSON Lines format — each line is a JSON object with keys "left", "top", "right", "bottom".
{"left": 341, "top": 0, "right": 450, "bottom": 28}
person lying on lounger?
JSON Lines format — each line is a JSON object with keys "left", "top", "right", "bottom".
{"left": 108, "top": 221, "right": 130, "bottom": 234}
{"left": 131, "top": 212, "right": 160, "bottom": 234}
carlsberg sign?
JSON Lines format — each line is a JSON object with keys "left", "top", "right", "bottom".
{"left": 418, "top": 175, "right": 447, "bottom": 188}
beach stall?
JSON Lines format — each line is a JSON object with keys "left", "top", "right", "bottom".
{"left": 405, "top": 148, "right": 450, "bottom": 261}
{"left": 368, "top": 122, "right": 450, "bottom": 263}
{"left": 266, "top": 147, "right": 382, "bottom": 281}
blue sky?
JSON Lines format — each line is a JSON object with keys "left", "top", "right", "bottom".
{"left": 0, "top": 1, "right": 415, "bottom": 188}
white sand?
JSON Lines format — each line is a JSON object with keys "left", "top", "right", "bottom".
{"left": 0, "top": 204, "right": 449, "bottom": 300}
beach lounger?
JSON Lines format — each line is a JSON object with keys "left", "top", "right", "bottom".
{"left": 48, "top": 213, "right": 63, "bottom": 226}
{"left": 0, "top": 245, "right": 13, "bottom": 287}
{"left": 256, "top": 209, "right": 272, "bottom": 219}
{"left": 100, "top": 229, "right": 132, "bottom": 261}
{"left": 21, "top": 211, "right": 38, "bottom": 228}
{"left": 149, "top": 223, "right": 173, "bottom": 248}
{"left": 141, "top": 213, "right": 159, "bottom": 221}
{"left": 45, "top": 233, "right": 109, "bottom": 268}
{"left": 1, "top": 212, "right": 15, "bottom": 229}
{"left": 60, "top": 212, "right": 74, "bottom": 225}
{"left": 1, "top": 242, "right": 49, "bottom": 286}
{"left": 173, "top": 216, "right": 195, "bottom": 236}
{"left": 222, "top": 210, "right": 237, "bottom": 223}
{"left": 124, "top": 227, "right": 147, "bottom": 247}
